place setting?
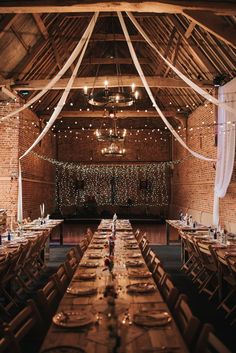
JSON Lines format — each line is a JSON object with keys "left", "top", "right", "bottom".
{"left": 126, "top": 259, "right": 145, "bottom": 267}
{"left": 79, "top": 261, "right": 99, "bottom": 268}
{"left": 66, "top": 285, "right": 98, "bottom": 296}
{"left": 126, "top": 282, "right": 156, "bottom": 294}
{"left": 73, "top": 272, "right": 97, "bottom": 281}
{"left": 52, "top": 310, "right": 95, "bottom": 328}
{"left": 133, "top": 309, "right": 172, "bottom": 327}
{"left": 128, "top": 269, "right": 153, "bottom": 279}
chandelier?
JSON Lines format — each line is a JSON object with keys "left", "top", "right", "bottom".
{"left": 84, "top": 80, "right": 139, "bottom": 108}
{"left": 101, "top": 142, "right": 126, "bottom": 157}
{"left": 95, "top": 110, "right": 127, "bottom": 142}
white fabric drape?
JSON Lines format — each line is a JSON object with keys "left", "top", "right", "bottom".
{"left": 17, "top": 162, "right": 23, "bottom": 223}
{"left": 117, "top": 12, "right": 215, "bottom": 162}
{"left": 17, "top": 13, "right": 99, "bottom": 222}
{"left": 213, "top": 77, "right": 236, "bottom": 226}
{"left": 2, "top": 13, "right": 98, "bottom": 121}
{"left": 126, "top": 12, "right": 234, "bottom": 116}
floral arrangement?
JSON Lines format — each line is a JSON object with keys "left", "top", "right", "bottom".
{"left": 104, "top": 255, "right": 114, "bottom": 273}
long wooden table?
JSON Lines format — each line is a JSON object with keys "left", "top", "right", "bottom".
{"left": 21, "top": 219, "right": 64, "bottom": 245}
{"left": 40, "top": 219, "right": 189, "bottom": 353}
{"left": 166, "top": 219, "right": 208, "bottom": 246}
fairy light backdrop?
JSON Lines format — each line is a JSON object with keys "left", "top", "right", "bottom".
{"left": 33, "top": 152, "right": 189, "bottom": 212}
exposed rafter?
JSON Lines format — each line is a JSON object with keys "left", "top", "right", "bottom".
{"left": 0, "top": 1, "right": 235, "bottom": 15}
{"left": 40, "top": 109, "right": 180, "bottom": 119}
{"left": 12, "top": 75, "right": 212, "bottom": 90}
{"left": 183, "top": 10, "right": 236, "bottom": 49}
{"left": 0, "top": 14, "right": 18, "bottom": 40}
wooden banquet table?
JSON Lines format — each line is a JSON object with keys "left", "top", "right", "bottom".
{"left": 40, "top": 219, "right": 189, "bottom": 353}
{"left": 166, "top": 219, "right": 208, "bottom": 245}
{"left": 21, "top": 219, "right": 64, "bottom": 245}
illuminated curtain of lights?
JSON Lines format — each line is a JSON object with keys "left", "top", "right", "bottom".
{"left": 55, "top": 163, "right": 169, "bottom": 211}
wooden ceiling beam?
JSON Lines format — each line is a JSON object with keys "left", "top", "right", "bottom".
{"left": 12, "top": 75, "right": 212, "bottom": 90}
{"left": 0, "top": 1, "right": 235, "bottom": 15}
{"left": 91, "top": 33, "right": 145, "bottom": 42}
{"left": 155, "top": 28, "right": 176, "bottom": 76}
{"left": 39, "top": 109, "right": 182, "bottom": 119}
{"left": 184, "top": 10, "right": 236, "bottom": 49}
{"left": 184, "top": 21, "right": 196, "bottom": 39}
{"left": 169, "top": 16, "right": 216, "bottom": 74}
{"left": 0, "top": 14, "right": 18, "bottom": 40}
{"left": 32, "top": 13, "right": 49, "bottom": 40}
{"left": 83, "top": 57, "right": 150, "bottom": 65}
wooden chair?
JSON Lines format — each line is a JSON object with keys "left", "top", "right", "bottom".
{"left": 35, "top": 277, "right": 61, "bottom": 325}
{"left": 173, "top": 294, "right": 201, "bottom": 350}
{"left": 194, "top": 323, "right": 232, "bottom": 353}
{"left": 152, "top": 262, "right": 167, "bottom": 290}
{"left": 160, "top": 274, "right": 179, "bottom": 311}
{"left": 185, "top": 235, "right": 205, "bottom": 284}
{"left": 195, "top": 241, "right": 219, "bottom": 299}
{"left": 0, "top": 325, "right": 21, "bottom": 353}
{"left": 222, "top": 255, "right": 236, "bottom": 323}
{"left": 66, "top": 246, "right": 81, "bottom": 264}
{"left": 8, "top": 299, "right": 45, "bottom": 351}
{"left": 52, "top": 262, "right": 70, "bottom": 297}
{"left": 145, "top": 249, "right": 157, "bottom": 271}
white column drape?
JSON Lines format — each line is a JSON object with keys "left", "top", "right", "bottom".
{"left": 17, "top": 162, "right": 23, "bottom": 223}
{"left": 17, "top": 12, "right": 99, "bottom": 222}
{"left": 126, "top": 12, "right": 234, "bottom": 116}
{"left": 2, "top": 13, "right": 99, "bottom": 121}
{"left": 117, "top": 12, "right": 215, "bottom": 162}
{"left": 213, "top": 77, "right": 236, "bottom": 226}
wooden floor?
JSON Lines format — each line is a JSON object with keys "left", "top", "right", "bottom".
{"left": 51, "top": 221, "right": 179, "bottom": 245}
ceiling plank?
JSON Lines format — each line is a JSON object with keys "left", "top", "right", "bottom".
{"left": 10, "top": 24, "right": 29, "bottom": 52}
{"left": 12, "top": 75, "right": 212, "bottom": 90}
{"left": 155, "top": 28, "right": 176, "bottom": 75}
{"left": 83, "top": 57, "right": 150, "bottom": 65}
{"left": 39, "top": 109, "right": 182, "bottom": 119}
{"left": 184, "top": 10, "right": 236, "bottom": 49}
{"left": 91, "top": 33, "right": 145, "bottom": 42}
{"left": 0, "top": 1, "right": 235, "bottom": 15}
{"left": 0, "top": 14, "right": 18, "bottom": 40}
{"left": 169, "top": 15, "right": 216, "bottom": 74}
{"left": 9, "top": 37, "right": 47, "bottom": 80}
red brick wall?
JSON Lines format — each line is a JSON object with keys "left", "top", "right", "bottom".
{"left": 19, "top": 109, "right": 56, "bottom": 220}
{"left": 0, "top": 102, "right": 20, "bottom": 227}
{"left": 57, "top": 129, "right": 171, "bottom": 162}
{"left": 171, "top": 103, "right": 236, "bottom": 230}
{"left": 0, "top": 102, "right": 56, "bottom": 226}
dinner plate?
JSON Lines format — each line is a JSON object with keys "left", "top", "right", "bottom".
{"left": 6, "top": 244, "right": 19, "bottom": 248}
{"left": 126, "top": 260, "right": 144, "bottom": 267}
{"left": 92, "top": 240, "right": 106, "bottom": 245}
{"left": 80, "top": 262, "right": 98, "bottom": 268}
{"left": 53, "top": 311, "right": 94, "bottom": 328}
{"left": 128, "top": 270, "right": 152, "bottom": 278}
{"left": 128, "top": 253, "right": 141, "bottom": 259}
{"left": 125, "top": 245, "right": 139, "bottom": 250}
{"left": 133, "top": 311, "right": 171, "bottom": 327}
{"left": 67, "top": 286, "right": 97, "bottom": 296}
{"left": 74, "top": 273, "right": 96, "bottom": 280}
{"left": 88, "top": 254, "right": 102, "bottom": 259}
{"left": 89, "top": 245, "right": 103, "bottom": 249}
{"left": 127, "top": 283, "right": 156, "bottom": 294}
